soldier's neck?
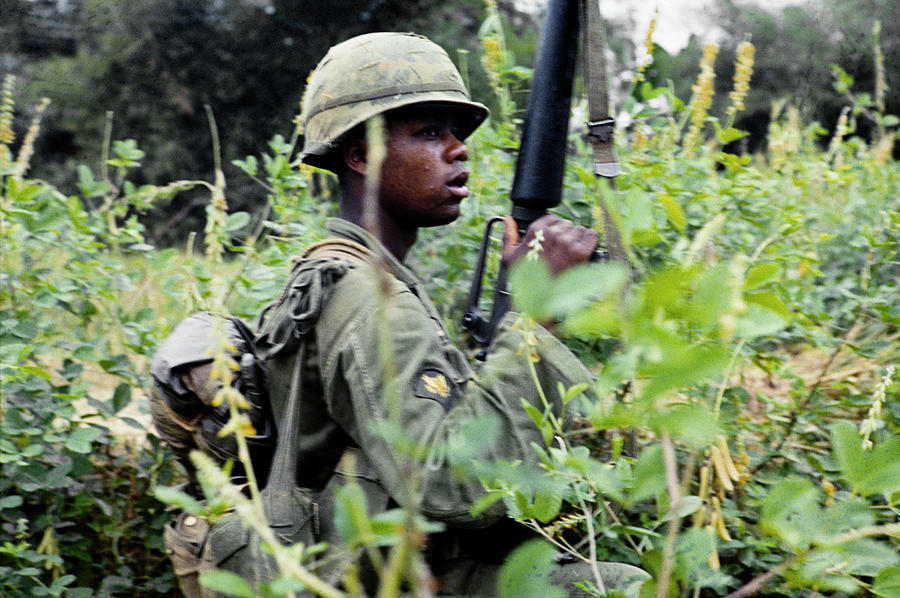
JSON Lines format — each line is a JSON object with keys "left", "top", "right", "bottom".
{"left": 338, "top": 199, "right": 416, "bottom": 262}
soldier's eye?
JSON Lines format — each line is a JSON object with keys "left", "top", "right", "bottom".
{"left": 418, "top": 126, "right": 442, "bottom": 138}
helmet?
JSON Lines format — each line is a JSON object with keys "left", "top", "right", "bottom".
{"left": 300, "top": 32, "right": 489, "bottom": 172}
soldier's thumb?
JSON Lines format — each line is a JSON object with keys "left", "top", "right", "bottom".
{"left": 502, "top": 215, "right": 521, "bottom": 262}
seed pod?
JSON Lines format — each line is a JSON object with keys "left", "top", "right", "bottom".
{"left": 717, "top": 435, "right": 741, "bottom": 482}
{"left": 822, "top": 479, "right": 836, "bottom": 506}
{"left": 698, "top": 465, "right": 710, "bottom": 500}
{"left": 710, "top": 445, "right": 735, "bottom": 492}
{"left": 708, "top": 540, "right": 721, "bottom": 570}
{"left": 692, "top": 503, "right": 708, "bottom": 528}
{"left": 712, "top": 496, "right": 732, "bottom": 542}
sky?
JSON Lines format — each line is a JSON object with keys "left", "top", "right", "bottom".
{"left": 513, "top": 0, "right": 805, "bottom": 53}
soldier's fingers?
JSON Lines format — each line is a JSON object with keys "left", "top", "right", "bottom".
{"left": 501, "top": 216, "right": 524, "bottom": 266}
{"left": 502, "top": 215, "right": 521, "bottom": 252}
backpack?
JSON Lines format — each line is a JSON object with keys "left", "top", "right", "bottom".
{"left": 150, "top": 238, "right": 376, "bottom": 597}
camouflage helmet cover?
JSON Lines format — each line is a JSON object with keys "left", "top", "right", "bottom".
{"left": 300, "top": 32, "right": 489, "bottom": 171}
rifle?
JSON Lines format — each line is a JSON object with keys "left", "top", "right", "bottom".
{"left": 461, "top": 0, "right": 621, "bottom": 356}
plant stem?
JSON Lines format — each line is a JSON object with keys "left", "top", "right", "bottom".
{"left": 723, "top": 523, "right": 900, "bottom": 598}
{"left": 714, "top": 339, "right": 745, "bottom": 421}
{"left": 657, "top": 433, "right": 682, "bottom": 598}
{"left": 723, "top": 557, "right": 797, "bottom": 598}
{"left": 575, "top": 489, "right": 606, "bottom": 594}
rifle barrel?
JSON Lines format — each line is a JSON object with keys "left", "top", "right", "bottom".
{"left": 509, "top": 0, "right": 580, "bottom": 226}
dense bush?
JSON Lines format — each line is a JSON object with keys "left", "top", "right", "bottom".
{"left": 2, "top": 7, "right": 898, "bottom": 597}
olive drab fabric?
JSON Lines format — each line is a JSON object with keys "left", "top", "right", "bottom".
{"left": 149, "top": 313, "right": 275, "bottom": 482}
{"left": 154, "top": 241, "right": 370, "bottom": 598}
{"left": 254, "top": 218, "right": 649, "bottom": 596}
{"left": 299, "top": 32, "right": 489, "bottom": 171}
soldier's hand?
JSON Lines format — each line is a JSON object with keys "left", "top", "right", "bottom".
{"left": 501, "top": 214, "right": 598, "bottom": 276}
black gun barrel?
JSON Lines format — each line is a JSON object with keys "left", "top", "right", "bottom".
{"left": 509, "top": 0, "right": 580, "bottom": 225}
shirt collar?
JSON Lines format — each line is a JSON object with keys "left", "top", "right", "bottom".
{"left": 325, "top": 217, "right": 420, "bottom": 288}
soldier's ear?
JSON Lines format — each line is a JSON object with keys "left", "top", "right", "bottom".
{"left": 343, "top": 138, "right": 368, "bottom": 176}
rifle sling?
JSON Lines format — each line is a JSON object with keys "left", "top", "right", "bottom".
{"left": 580, "top": 0, "right": 627, "bottom": 263}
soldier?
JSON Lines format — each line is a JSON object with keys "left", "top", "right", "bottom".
{"left": 251, "top": 32, "right": 648, "bottom": 596}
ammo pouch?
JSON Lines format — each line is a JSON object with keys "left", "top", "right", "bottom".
{"left": 164, "top": 345, "right": 318, "bottom": 598}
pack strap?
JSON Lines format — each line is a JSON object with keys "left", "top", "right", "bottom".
{"left": 297, "top": 237, "right": 377, "bottom": 265}
{"left": 580, "top": 0, "right": 627, "bottom": 264}
{"left": 266, "top": 343, "right": 305, "bottom": 492}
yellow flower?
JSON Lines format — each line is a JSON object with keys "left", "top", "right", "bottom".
{"left": 683, "top": 43, "right": 719, "bottom": 155}
{"left": 633, "top": 10, "right": 658, "bottom": 85}
{"left": 873, "top": 132, "right": 895, "bottom": 166}
{"left": 0, "top": 75, "right": 14, "bottom": 146}
{"left": 0, "top": 75, "right": 15, "bottom": 170}
{"left": 826, "top": 107, "right": 850, "bottom": 166}
{"left": 874, "top": 21, "right": 887, "bottom": 113}
{"left": 727, "top": 41, "right": 755, "bottom": 117}
{"left": 14, "top": 97, "right": 50, "bottom": 178}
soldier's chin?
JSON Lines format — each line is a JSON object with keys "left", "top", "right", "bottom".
{"left": 422, "top": 208, "right": 461, "bottom": 228}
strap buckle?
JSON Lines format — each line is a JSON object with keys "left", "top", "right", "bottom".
{"left": 585, "top": 118, "right": 615, "bottom": 142}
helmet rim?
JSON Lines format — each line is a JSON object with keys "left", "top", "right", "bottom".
{"left": 299, "top": 32, "right": 489, "bottom": 172}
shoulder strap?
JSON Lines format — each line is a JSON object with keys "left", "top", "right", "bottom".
{"left": 294, "top": 237, "right": 377, "bottom": 266}
{"left": 580, "top": 0, "right": 627, "bottom": 264}
{"left": 264, "top": 343, "right": 305, "bottom": 492}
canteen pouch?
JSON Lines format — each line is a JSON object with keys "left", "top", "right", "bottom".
{"left": 163, "top": 511, "right": 211, "bottom": 598}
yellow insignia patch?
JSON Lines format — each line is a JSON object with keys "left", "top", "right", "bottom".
{"left": 422, "top": 373, "right": 450, "bottom": 398}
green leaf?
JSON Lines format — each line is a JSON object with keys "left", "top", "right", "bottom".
{"left": 562, "top": 450, "right": 624, "bottom": 502}
{"left": 650, "top": 403, "right": 718, "bottom": 449}
{"left": 470, "top": 492, "right": 505, "bottom": 517}
{"left": 531, "top": 486, "right": 563, "bottom": 523}
{"left": 497, "top": 539, "right": 566, "bottom": 598}
{"left": 744, "top": 263, "right": 783, "bottom": 290}
{"left": 673, "top": 527, "right": 715, "bottom": 583}
{"left": 509, "top": 258, "right": 552, "bottom": 319}
{"left": 0, "top": 495, "right": 23, "bottom": 510}
{"left": 639, "top": 345, "right": 730, "bottom": 403}
{"left": 76, "top": 165, "right": 109, "bottom": 198}
{"left": 657, "top": 193, "right": 686, "bottom": 231}
{"left": 520, "top": 400, "right": 553, "bottom": 447}
{"left": 153, "top": 486, "right": 205, "bottom": 515}
{"left": 334, "top": 482, "right": 375, "bottom": 547}
{"left": 21, "top": 365, "right": 52, "bottom": 381}
{"left": 831, "top": 422, "right": 900, "bottom": 497}
{"left": 760, "top": 477, "right": 821, "bottom": 549}
{"left": 110, "top": 139, "right": 145, "bottom": 166}
{"left": 735, "top": 303, "right": 788, "bottom": 339}
{"left": 544, "top": 263, "right": 629, "bottom": 317}
{"left": 111, "top": 382, "right": 131, "bottom": 414}
{"left": 232, "top": 156, "right": 258, "bottom": 176}
{"left": 199, "top": 570, "right": 255, "bottom": 598}
{"left": 743, "top": 290, "right": 791, "bottom": 319}
{"left": 873, "top": 567, "right": 900, "bottom": 598}
{"left": 631, "top": 444, "right": 665, "bottom": 503}
{"left": 65, "top": 426, "right": 103, "bottom": 454}
{"left": 226, "top": 211, "right": 251, "bottom": 232}
{"left": 713, "top": 122, "right": 749, "bottom": 145}
{"left": 828, "top": 539, "right": 900, "bottom": 576}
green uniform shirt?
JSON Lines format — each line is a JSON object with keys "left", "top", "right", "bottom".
{"left": 256, "top": 217, "right": 592, "bottom": 527}
{"left": 253, "top": 218, "right": 649, "bottom": 596}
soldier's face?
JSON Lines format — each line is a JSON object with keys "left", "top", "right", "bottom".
{"left": 377, "top": 107, "right": 471, "bottom": 228}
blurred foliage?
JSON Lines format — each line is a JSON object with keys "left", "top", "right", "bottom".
{"left": 4, "top": 0, "right": 535, "bottom": 246}
{"left": 709, "top": 0, "right": 899, "bottom": 150}
{"left": 6, "top": 0, "right": 897, "bottom": 247}
{"left": 3, "top": 2, "right": 900, "bottom": 596}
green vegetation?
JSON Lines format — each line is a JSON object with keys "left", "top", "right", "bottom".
{"left": 2, "top": 7, "right": 898, "bottom": 598}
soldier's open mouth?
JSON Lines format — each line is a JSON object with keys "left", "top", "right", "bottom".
{"left": 446, "top": 171, "right": 470, "bottom": 198}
